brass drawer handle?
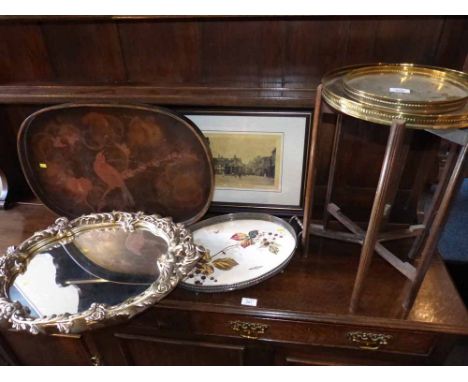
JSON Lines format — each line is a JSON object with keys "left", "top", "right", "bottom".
{"left": 229, "top": 320, "right": 269, "bottom": 339}
{"left": 346, "top": 331, "right": 392, "bottom": 350}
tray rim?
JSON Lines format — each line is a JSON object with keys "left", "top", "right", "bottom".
{"left": 181, "top": 212, "right": 298, "bottom": 293}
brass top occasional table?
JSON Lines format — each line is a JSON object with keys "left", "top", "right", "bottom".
{"left": 302, "top": 63, "right": 468, "bottom": 317}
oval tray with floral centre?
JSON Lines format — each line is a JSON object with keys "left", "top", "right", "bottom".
{"left": 17, "top": 103, "right": 214, "bottom": 225}
{"left": 181, "top": 213, "right": 297, "bottom": 292}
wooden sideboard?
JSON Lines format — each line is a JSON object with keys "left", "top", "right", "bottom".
{"left": 0, "top": 16, "right": 467, "bottom": 366}
{"left": 0, "top": 204, "right": 467, "bottom": 365}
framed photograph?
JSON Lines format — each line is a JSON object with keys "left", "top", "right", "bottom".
{"left": 183, "top": 110, "right": 311, "bottom": 214}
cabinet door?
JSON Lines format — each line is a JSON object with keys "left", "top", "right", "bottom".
{"left": 273, "top": 345, "right": 429, "bottom": 366}
{"left": 0, "top": 331, "right": 96, "bottom": 366}
{"left": 0, "top": 334, "right": 17, "bottom": 365}
{"left": 114, "top": 333, "right": 246, "bottom": 366}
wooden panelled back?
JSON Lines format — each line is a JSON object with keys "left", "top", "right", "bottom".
{"left": 0, "top": 17, "right": 466, "bottom": 85}
{"left": 0, "top": 16, "right": 466, "bottom": 220}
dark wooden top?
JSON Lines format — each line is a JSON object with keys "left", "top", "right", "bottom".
{"left": 0, "top": 84, "right": 317, "bottom": 109}
{"left": 1, "top": 203, "right": 467, "bottom": 335}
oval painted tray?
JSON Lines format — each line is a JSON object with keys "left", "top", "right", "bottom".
{"left": 181, "top": 213, "right": 297, "bottom": 292}
{"left": 17, "top": 103, "right": 214, "bottom": 225}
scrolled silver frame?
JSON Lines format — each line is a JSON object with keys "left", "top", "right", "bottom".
{"left": 0, "top": 211, "right": 202, "bottom": 335}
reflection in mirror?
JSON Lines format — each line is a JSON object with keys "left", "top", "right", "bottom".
{"left": 71, "top": 227, "right": 168, "bottom": 282}
{"left": 10, "top": 251, "right": 80, "bottom": 318}
{"left": 9, "top": 227, "right": 168, "bottom": 318}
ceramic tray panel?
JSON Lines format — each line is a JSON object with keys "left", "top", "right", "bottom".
{"left": 182, "top": 213, "right": 297, "bottom": 292}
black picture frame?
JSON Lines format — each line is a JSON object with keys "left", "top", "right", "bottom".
{"left": 179, "top": 109, "right": 312, "bottom": 217}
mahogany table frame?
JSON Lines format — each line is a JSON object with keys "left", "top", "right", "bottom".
{"left": 302, "top": 84, "right": 468, "bottom": 317}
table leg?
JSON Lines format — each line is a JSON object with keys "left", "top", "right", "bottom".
{"left": 302, "top": 85, "right": 323, "bottom": 253}
{"left": 323, "top": 114, "right": 342, "bottom": 229}
{"left": 379, "top": 129, "right": 413, "bottom": 228}
{"left": 401, "top": 143, "right": 468, "bottom": 316}
{"left": 349, "top": 120, "right": 407, "bottom": 313}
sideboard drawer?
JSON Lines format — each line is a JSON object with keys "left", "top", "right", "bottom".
{"left": 131, "top": 308, "right": 438, "bottom": 356}
{"left": 188, "top": 312, "right": 437, "bottom": 355}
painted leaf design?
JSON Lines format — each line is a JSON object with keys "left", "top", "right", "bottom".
{"left": 231, "top": 233, "right": 248, "bottom": 241}
{"left": 212, "top": 257, "right": 239, "bottom": 270}
{"left": 241, "top": 239, "right": 252, "bottom": 248}
{"left": 200, "top": 249, "right": 212, "bottom": 263}
{"left": 200, "top": 263, "right": 214, "bottom": 275}
{"left": 248, "top": 230, "right": 259, "bottom": 239}
{"left": 269, "top": 245, "right": 279, "bottom": 255}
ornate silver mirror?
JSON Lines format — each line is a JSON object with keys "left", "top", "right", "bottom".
{"left": 0, "top": 211, "right": 201, "bottom": 335}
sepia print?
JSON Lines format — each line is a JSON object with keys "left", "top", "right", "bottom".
{"left": 204, "top": 131, "right": 283, "bottom": 191}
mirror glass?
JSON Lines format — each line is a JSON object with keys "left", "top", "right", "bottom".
{"left": 8, "top": 227, "right": 168, "bottom": 318}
